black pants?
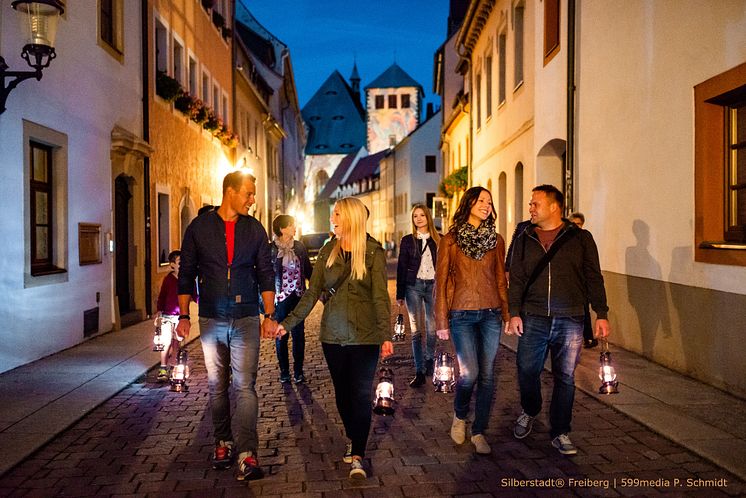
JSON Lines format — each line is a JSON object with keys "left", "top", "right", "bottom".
{"left": 322, "top": 343, "right": 380, "bottom": 458}
{"left": 275, "top": 293, "right": 305, "bottom": 377}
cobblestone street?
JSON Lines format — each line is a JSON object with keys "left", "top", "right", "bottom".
{"left": 0, "top": 280, "right": 744, "bottom": 497}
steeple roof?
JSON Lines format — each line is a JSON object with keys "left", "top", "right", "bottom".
{"left": 302, "top": 71, "right": 366, "bottom": 155}
{"left": 364, "top": 62, "right": 423, "bottom": 96}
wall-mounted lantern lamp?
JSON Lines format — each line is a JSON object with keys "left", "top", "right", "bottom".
{"left": 1, "top": 1, "right": 64, "bottom": 114}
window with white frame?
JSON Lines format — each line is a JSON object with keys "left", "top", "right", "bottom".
{"left": 485, "top": 54, "right": 493, "bottom": 119}
{"left": 213, "top": 83, "right": 220, "bottom": 119}
{"left": 155, "top": 16, "right": 168, "bottom": 74}
{"left": 202, "top": 69, "right": 211, "bottom": 106}
{"left": 498, "top": 31, "right": 506, "bottom": 105}
{"left": 475, "top": 71, "right": 482, "bottom": 129}
{"left": 157, "top": 190, "right": 171, "bottom": 266}
{"left": 24, "top": 121, "right": 68, "bottom": 282}
{"left": 188, "top": 54, "right": 198, "bottom": 96}
{"left": 172, "top": 35, "right": 184, "bottom": 85}
{"left": 222, "top": 90, "right": 229, "bottom": 124}
{"left": 514, "top": 2, "right": 525, "bottom": 88}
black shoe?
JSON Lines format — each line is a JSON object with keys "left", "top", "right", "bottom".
{"left": 584, "top": 339, "right": 598, "bottom": 349}
{"left": 293, "top": 373, "right": 306, "bottom": 384}
{"left": 279, "top": 372, "right": 291, "bottom": 383}
{"left": 424, "top": 359, "right": 434, "bottom": 377}
{"left": 409, "top": 373, "right": 426, "bottom": 387}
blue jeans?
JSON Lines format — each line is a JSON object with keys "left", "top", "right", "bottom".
{"left": 199, "top": 315, "right": 260, "bottom": 455}
{"left": 322, "top": 343, "right": 380, "bottom": 458}
{"left": 449, "top": 308, "right": 502, "bottom": 435}
{"left": 516, "top": 313, "right": 584, "bottom": 438}
{"left": 405, "top": 279, "right": 436, "bottom": 374}
{"left": 274, "top": 293, "right": 305, "bottom": 378}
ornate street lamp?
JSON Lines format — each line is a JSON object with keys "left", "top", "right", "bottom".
{"left": 170, "top": 347, "right": 190, "bottom": 392}
{"left": 1, "top": 1, "right": 64, "bottom": 114}
{"left": 432, "top": 351, "right": 456, "bottom": 393}
{"left": 372, "top": 366, "right": 395, "bottom": 415}
{"left": 598, "top": 339, "right": 619, "bottom": 395}
{"left": 392, "top": 310, "right": 405, "bottom": 342}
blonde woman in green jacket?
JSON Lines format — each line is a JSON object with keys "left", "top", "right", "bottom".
{"left": 278, "top": 197, "right": 393, "bottom": 480}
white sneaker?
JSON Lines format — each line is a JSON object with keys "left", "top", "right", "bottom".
{"left": 450, "top": 414, "right": 466, "bottom": 444}
{"left": 343, "top": 442, "right": 353, "bottom": 464}
{"left": 471, "top": 434, "right": 491, "bottom": 454}
{"left": 349, "top": 458, "right": 366, "bottom": 479}
{"left": 551, "top": 433, "right": 578, "bottom": 455}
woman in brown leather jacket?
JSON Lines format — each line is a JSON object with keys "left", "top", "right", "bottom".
{"left": 435, "top": 186, "right": 510, "bottom": 455}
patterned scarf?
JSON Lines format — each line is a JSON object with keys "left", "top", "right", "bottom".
{"left": 273, "top": 235, "right": 299, "bottom": 268}
{"left": 455, "top": 217, "right": 497, "bottom": 260}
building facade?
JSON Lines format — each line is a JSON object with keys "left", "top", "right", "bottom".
{"left": 453, "top": 0, "right": 746, "bottom": 397}
{"left": 0, "top": 0, "right": 146, "bottom": 373}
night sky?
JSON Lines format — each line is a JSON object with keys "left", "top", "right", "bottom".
{"left": 245, "top": 0, "right": 450, "bottom": 110}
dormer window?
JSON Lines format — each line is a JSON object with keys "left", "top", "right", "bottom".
{"left": 309, "top": 116, "right": 321, "bottom": 121}
{"left": 325, "top": 90, "right": 338, "bottom": 96}
{"left": 315, "top": 144, "right": 329, "bottom": 150}
{"left": 340, "top": 143, "right": 354, "bottom": 148}
{"left": 332, "top": 115, "right": 344, "bottom": 120}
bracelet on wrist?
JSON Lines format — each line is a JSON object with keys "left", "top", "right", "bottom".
{"left": 178, "top": 314, "right": 190, "bottom": 321}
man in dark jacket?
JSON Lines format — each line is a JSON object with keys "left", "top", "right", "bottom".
{"left": 506, "top": 185, "right": 610, "bottom": 456}
{"left": 176, "top": 171, "right": 276, "bottom": 481}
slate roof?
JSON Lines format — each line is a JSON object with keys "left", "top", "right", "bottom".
{"left": 235, "top": 1, "right": 287, "bottom": 73}
{"left": 364, "top": 62, "right": 423, "bottom": 96}
{"left": 302, "top": 71, "right": 366, "bottom": 155}
{"left": 341, "top": 149, "right": 388, "bottom": 186}
{"left": 316, "top": 151, "right": 359, "bottom": 201}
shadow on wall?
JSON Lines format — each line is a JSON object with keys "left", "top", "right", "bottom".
{"left": 625, "top": 220, "right": 671, "bottom": 358}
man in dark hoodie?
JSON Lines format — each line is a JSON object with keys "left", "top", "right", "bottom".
{"left": 506, "top": 184, "right": 610, "bottom": 456}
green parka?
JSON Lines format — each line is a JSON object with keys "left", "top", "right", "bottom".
{"left": 281, "top": 236, "right": 391, "bottom": 345}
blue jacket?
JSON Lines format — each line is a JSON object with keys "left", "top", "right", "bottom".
{"left": 396, "top": 233, "right": 438, "bottom": 300}
{"left": 178, "top": 210, "right": 274, "bottom": 319}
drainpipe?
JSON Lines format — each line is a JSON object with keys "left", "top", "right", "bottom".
{"left": 565, "top": 0, "right": 576, "bottom": 215}
{"left": 142, "top": 0, "right": 152, "bottom": 316}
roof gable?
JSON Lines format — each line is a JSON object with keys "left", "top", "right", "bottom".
{"left": 341, "top": 149, "right": 388, "bottom": 186}
{"left": 302, "top": 71, "right": 366, "bottom": 155}
{"left": 364, "top": 63, "right": 423, "bottom": 95}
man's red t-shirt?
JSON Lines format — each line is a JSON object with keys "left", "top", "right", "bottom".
{"left": 225, "top": 219, "right": 236, "bottom": 266}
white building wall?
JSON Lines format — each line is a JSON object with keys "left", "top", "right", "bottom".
{"left": 576, "top": 0, "right": 746, "bottom": 293}
{"left": 0, "top": 2, "right": 144, "bottom": 373}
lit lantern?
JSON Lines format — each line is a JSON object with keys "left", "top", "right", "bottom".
{"left": 372, "top": 367, "right": 395, "bottom": 415}
{"left": 152, "top": 316, "right": 166, "bottom": 352}
{"left": 392, "top": 313, "right": 405, "bottom": 342}
{"left": 432, "top": 351, "right": 456, "bottom": 393}
{"left": 170, "top": 348, "right": 190, "bottom": 392}
{"left": 598, "top": 340, "right": 619, "bottom": 395}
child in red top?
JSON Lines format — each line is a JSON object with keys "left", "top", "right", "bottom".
{"left": 155, "top": 250, "right": 188, "bottom": 381}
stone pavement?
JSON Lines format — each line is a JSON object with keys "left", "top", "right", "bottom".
{"left": 0, "top": 279, "right": 745, "bottom": 496}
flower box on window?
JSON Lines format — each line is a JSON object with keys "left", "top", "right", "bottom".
{"left": 156, "top": 71, "right": 182, "bottom": 102}
{"left": 439, "top": 166, "right": 468, "bottom": 198}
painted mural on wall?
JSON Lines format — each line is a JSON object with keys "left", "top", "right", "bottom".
{"left": 366, "top": 88, "right": 419, "bottom": 154}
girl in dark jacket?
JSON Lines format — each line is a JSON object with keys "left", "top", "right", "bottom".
{"left": 396, "top": 204, "right": 440, "bottom": 387}
{"left": 271, "top": 215, "right": 313, "bottom": 384}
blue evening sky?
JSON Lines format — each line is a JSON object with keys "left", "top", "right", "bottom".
{"left": 246, "top": 0, "right": 450, "bottom": 110}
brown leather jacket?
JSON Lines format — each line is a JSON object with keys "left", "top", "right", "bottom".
{"left": 435, "top": 231, "right": 510, "bottom": 330}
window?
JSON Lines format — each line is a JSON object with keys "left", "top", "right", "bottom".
{"left": 694, "top": 61, "right": 746, "bottom": 265}
{"left": 24, "top": 121, "right": 68, "bottom": 283}
{"left": 188, "top": 54, "right": 198, "bottom": 96}
{"left": 514, "top": 3, "right": 524, "bottom": 88}
{"left": 388, "top": 94, "right": 397, "bottom": 109}
{"left": 485, "top": 55, "right": 493, "bottom": 119}
{"left": 172, "top": 36, "right": 184, "bottom": 85}
{"left": 222, "top": 90, "right": 229, "bottom": 124}
{"left": 30, "top": 142, "right": 54, "bottom": 274}
{"left": 375, "top": 95, "right": 384, "bottom": 109}
{"left": 401, "top": 94, "right": 411, "bottom": 108}
{"left": 155, "top": 16, "right": 168, "bottom": 74}
{"left": 475, "top": 72, "right": 482, "bottom": 129}
{"left": 99, "top": 0, "right": 123, "bottom": 55}
{"left": 425, "top": 155, "right": 436, "bottom": 173}
{"left": 426, "top": 192, "right": 436, "bottom": 212}
{"left": 202, "top": 69, "right": 211, "bottom": 106}
{"left": 498, "top": 32, "right": 506, "bottom": 105}
{"left": 157, "top": 191, "right": 171, "bottom": 266}
{"left": 213, "top": 83, "right": 220, "bottom": 119}
{"left": 544, "top": 0, "right": 560, "bottom": 64}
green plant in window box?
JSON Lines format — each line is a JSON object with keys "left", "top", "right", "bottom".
{"left": 174, "top": 93, "right": 195, "bottom": 115}
{"left": 156, "top": 71, "right": 182, "bottom": 103}
{"left": 189, "top": 99, "right": 208, "bottom": 125}
{"left": 203, "top": 113, "right": 220, "bottom": 133}
{"left": 439, "top": 166, "right": 468, "bottom": 198}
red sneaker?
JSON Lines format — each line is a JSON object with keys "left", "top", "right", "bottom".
{"left": 236, "top": 454, "right": 264, "bottom": 481}
{"left": 212, "top": 440, "right": 234, "bottom": 470}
